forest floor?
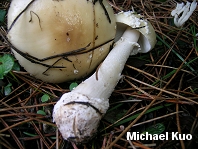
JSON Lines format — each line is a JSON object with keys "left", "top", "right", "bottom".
{"left": 0, "top": 0, "right": 198, "bottom": 149}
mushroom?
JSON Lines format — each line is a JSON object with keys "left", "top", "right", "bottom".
{"left": 171, "top": 0, "right": 197, "bottom": 27}
{"left": 115, "top": 11, "right": 156, "bottom": 55}
{"left": 7, "top": 0, "right": 116, "bottom": 83}
{"left": 53, "top": 11, "right": 156, "bottom": 143}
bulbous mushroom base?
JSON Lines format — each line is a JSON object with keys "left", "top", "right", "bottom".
{"left": 53, "top": 92, "right": 109, "bottom": 143}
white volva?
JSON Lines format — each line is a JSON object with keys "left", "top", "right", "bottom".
{"left": 53, "top": 11, "right": 156, "bottom": 143}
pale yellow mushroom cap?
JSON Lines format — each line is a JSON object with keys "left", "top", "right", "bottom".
{"left": 115, "top": 11, "right": 156, "bottom": 55}
{"left": 7, "top": 0, "right": 116, "bottom": 83}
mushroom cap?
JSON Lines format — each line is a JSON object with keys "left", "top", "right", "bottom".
{"left": 115, "top": 11, "right": 156, "bottom": 55}
{"left": 7, "top": 0, "right": 116, "bottom": 83}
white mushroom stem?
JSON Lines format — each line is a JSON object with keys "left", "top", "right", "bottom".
{"left": 53, "top": 27, "right": 140, "bottom": 143}
{"left": 73, "top": 27, "right": 140, "bottom": 100}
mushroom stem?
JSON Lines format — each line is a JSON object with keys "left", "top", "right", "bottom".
{"left": 73, "top": 27, "right": 140, "bottom": 100}
{"left": 53, "top": 27, "right": 140, "bottom": 143}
